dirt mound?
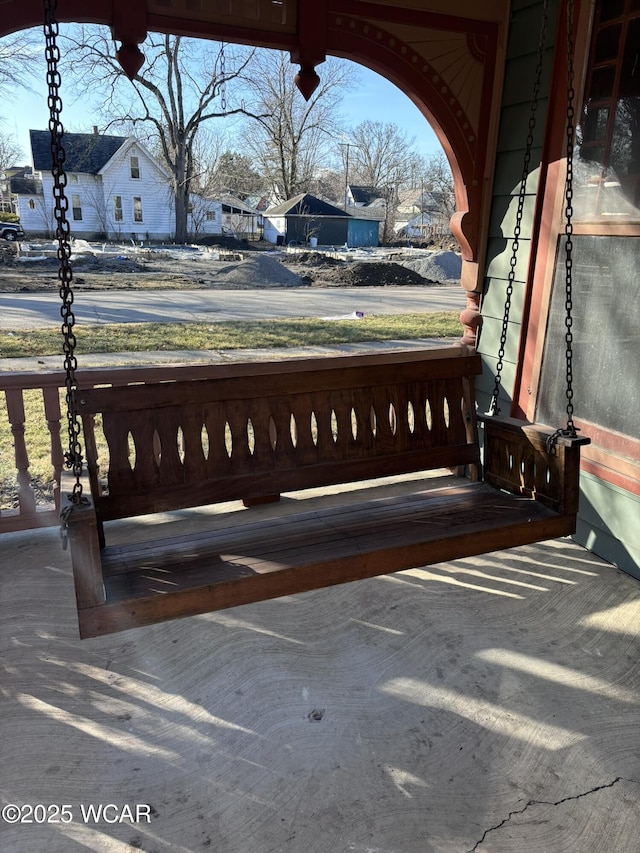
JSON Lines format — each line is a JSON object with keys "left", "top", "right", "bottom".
{"left": 319, "top": 262, "right": 432, "bottom": 287}
{"left": 195, "top": 234, "right": 257, "bottom": 251}
{"left": 281, "top": 251, "right": 344, "bottom": 267}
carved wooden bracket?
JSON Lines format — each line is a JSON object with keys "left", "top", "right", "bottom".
{"left": 291, "top": 0, "right": 327, "bottom": 99}
{"left": 112, "top": 0, "right": 147, "bottom": 80}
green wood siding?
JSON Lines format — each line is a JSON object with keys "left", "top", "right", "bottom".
{"left": 577, "top": 475, "right": 640, "bottom": 581}
{"left": 477, "top": 0, "right": 558, "bottom": 414}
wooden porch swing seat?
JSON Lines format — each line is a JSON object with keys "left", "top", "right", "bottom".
{"left": 63, "top": 347, "right": 588, "bottom": 639}
{"left": 44, "top": 0, "right": 589, "bottom": 639}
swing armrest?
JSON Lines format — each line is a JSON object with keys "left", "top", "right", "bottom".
{"left": 477, "top": 414, "right": 590, "bottom": 515}
{"left": 61, "top": 471, "right": 106, "bottom": 611}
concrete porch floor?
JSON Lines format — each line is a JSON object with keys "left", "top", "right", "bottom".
{"left": 1, "top": 502, "right": 639, "bottom": 853}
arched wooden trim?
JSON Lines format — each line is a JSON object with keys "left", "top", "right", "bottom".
{"left": 325, "top": 9, "right": 500, "bottom": 270}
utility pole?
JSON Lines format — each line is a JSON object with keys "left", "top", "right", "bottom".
{"left": 343, "top": 142, "right": 350, "bottom": 210}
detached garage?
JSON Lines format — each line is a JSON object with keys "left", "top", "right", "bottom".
{"left": 263, "top": 193, "right": 379, "bottom": 248}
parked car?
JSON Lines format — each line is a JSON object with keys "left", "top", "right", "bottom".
{"left": 0, "top": 222, "right": 25, "bottom": 241}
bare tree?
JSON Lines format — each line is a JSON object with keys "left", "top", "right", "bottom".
{"left": 417, "top": 151, "right": 455, "bottom": 217}
{"left": 60, "top": 27, "right": 256, "bottom": 242}
{"left": 0, "top": 130, "right": 23, "bottom": 175}
{"left": 0, "top": 29, "right": 42, "bottom": 104}
{"left": 347, "top": 120, "right": 418, "bottom": 190}
{"left": 241, "top": 51, "right": 351, "bottom": 201}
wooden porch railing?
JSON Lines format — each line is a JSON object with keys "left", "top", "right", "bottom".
{"left": 2, "top": 362, "right": 276, "bottom": 534}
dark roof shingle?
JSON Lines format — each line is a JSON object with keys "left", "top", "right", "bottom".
{"left": 349, "top": 185, "right": 384, "bottom": 205}
{"left": 266, "top": 193, "right": 349, "bottom": 217}
{"left": 30, "top": 130, "right": 128, "bottom": 174}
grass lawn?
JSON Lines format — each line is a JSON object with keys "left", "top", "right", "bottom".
{"left": 0, "top": 312, "right": 460, "bottom": 358}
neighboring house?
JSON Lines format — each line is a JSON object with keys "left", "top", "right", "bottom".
{"left": 345, "top": 185, "right": 388, "bottom": 242}
{"left": 400, "top": 212, "right": 434, "bottom": 240}
{"left": 219, "top": 194, "right": 262, "bottom": 240}
{"left": 5, "top": 173, "right": 45, "bottom": 225}
{"left": 11, "top": 130, "right": 175, "bottom": 241}
{"left": 347, "top": 184, "right": 386, "bottom": 208}
{"left": 0, "top": 167, "right": 26, "bottom": 215}
{"left": 264, "top": 193, "right": 379, "bottom": 248}
{"left": 187, "top": 195, "right": 223, "bottom": 240}
{"left": 396, "top": 187, "right": 453, "bottom": 236}
{"left": 187, "top": 194, "right": 263, "bottom": 241}
{"left": 243, "top": 194, "right": 271, "bottom": 213}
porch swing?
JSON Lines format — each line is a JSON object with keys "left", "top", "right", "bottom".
{"left": 50, "top": 0, "right": 589, "bottom": 639}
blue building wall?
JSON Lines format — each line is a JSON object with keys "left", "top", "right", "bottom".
{"left": 347, "top": 219, "right": 380, "bottom": 247}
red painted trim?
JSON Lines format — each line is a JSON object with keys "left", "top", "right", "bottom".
{"left": 291, "top": 0, "right": 327, "bottom": 65}
{"left": 515, "top": 0, "right": 592, "bottom": 420}
{"left": 113, "top": 0, "right": 146, "bottom": 45}
{"left": 145, "top": 15, "right": 297, "bottom": 50}
{"left": 575, "top": 419, "right": 640, "bottom": 463}
{"left": 581, "top": 459, "right": 640, "bottom": 498}
{"left": 0, "top": 0, "right": 299, "bottom": 47}
{"left": 1, "top": 0, "right": 113, "bottom": 35}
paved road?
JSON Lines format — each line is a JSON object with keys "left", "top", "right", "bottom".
{"left": 0, "top": 285, "right": 465, "bottom": 329}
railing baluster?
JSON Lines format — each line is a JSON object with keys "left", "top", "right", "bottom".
{"left": 4, "top": 389, "right": 37, "bottom": 516}
{"left": 43, "top": 386, "right": 64, "bottom": 511}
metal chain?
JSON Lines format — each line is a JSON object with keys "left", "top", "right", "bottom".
{"left": 43, "top": 0, "right": 84, "bottom": 504}
{"left": 220, "top": 42, "right": 227, "bottom": 114}
{"left": 547, "top": 0, "right": 579, "bottom": 452}
{"left": 562, "top": 0, "right": 577, "bottom": 437}
{"left": 489, "top": 0, "right": 550, "bottom": 415}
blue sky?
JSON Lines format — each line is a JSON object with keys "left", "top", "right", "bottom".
{"left": 339, "top": 60, "right": 442, "bottom": 160}
{"left": 5, "top": 44, "right": 442, "bottom": 166}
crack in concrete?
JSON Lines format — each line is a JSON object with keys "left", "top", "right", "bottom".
{"left": 467, "top": 777, "right": 640, "bottom": 852}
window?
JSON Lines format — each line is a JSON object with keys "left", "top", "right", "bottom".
{"left": 28, "top": 200, "right": 36, "bottom": 210}
{"left": 113, "top": 196, "right": 123, "bottom": 222}
{"left": 130, "top": 156, "right": 140, "bottom": 179}
{"left": 206, "top": 211, "right": 216, "bottom": 221}
{"left": 576, "top": 1, "right": 640, "bottom": 220}
{"left": 69, "top": 174, "right": 78, "bottom": 184}
{"left": 71, "top": 193, "right": 82, "bottom": 221}
{"left": 133, "top": 197, "right": 143, "bottom": 222}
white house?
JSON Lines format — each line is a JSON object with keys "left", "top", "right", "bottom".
{"left": 10, "top": 130, "right": 222, "bottom": 242}
{"left": 395, "top": 187, "right": 453, "bottom": 238}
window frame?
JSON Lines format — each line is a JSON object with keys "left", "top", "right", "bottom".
{"left": 130, "top": 156, "right": 141, "bottom": 180}
{"left": 71, "top": 192, "right": 82, "bottom": 221}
